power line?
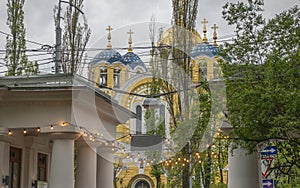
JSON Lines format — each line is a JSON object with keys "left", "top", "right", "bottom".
{"left": 0, "top": 30, "right": 45, "bottom": 46}
{"left": 75, "top": 74, "right": 206, "bottom": 98}
{"left": 0, "top": 31, "right": 283, "bottom": 54}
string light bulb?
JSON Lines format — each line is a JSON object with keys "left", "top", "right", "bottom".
{"left": 23, "top": 129, "right": 27, "bottom": 134}
{"left": 36, "top": 127, "right": 41, "bottom": 133}
{"left": 50, "top": 125, "right": 54, "bottom": 130}
{"left": 8, "top": 130, "right": 12, "bottom": 135}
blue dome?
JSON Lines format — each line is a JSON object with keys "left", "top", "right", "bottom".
{"left": 123, "top": 52, "right": 146, "bottom": 70}
{"left": 90, "top": 49, "right": 124, "bottom": 64}
{"left": 191, "top": 42, "right": 218, "bottom": 58}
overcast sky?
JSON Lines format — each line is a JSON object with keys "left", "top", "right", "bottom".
{"left": 0, "top": 0, "right": 299, "bottom": 74}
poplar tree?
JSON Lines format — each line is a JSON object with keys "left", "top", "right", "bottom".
{"left": 5, "top": 0, "right": 37, "bottom": 76}
{"left": 54, "top": 0, "right": 91, "bottom": 74}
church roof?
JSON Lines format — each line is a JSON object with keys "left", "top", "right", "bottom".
{"left": 90, "top": 49, "right": 124, "bottom": 65}
{"left": 123, "top": 52, "right": 146, "bottom": 70}
{"left": 190, "top": 42, "right": 218, "bottom": 58}
{"left": 157, "top": 26, "right": 202, "bottom": 46}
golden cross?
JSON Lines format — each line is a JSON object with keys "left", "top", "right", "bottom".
{"left": 127, "top": 29, "right": 134, "bottom": 52}
{"left": 127, "top": 29, "right": 134, "bottom": 38}
{"left": 106, "top": 25, "right": 113, "bottom": 48}
{"left": 201, "top": 18, "right": 208, "bottom": 30}
{"left": 211, "top": 24, "right": 219, "bottom": 46}
{"left": 201, "top": 18, "right": 208, "bottom": 42}
{"left": 106, "top": 25, "right": 113, "bottom": 33}
{"left": 211, "top": 24, "right": 219, "bottom": 33}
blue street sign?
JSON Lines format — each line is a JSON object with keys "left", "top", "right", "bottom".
{"left": 262, "top": 179, "right": 274, "bottom": 188}
{"left": 261, "top": 146, "right": 277, "bottom": 156}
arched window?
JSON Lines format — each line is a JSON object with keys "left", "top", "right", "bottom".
{"left": 114, "top": 68, "right": 120, "bottom": 88}
{"left": 199, "top": 59, "right": 207, "bottom": 78}
{"left": 99, "top": 67, "right": 107, "bottom": 86}
{"left": 136, "top": 105, "right": 142, "bottom": 134}
{"left": 134, "top": 180, "right": 150, "bottom": 188}
{"left": 213, "top": 61, "right": 221, "bottom": 78}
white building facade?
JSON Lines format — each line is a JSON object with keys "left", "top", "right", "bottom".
{"left": 0, "top": 74, "right": 135, "bottom": 188}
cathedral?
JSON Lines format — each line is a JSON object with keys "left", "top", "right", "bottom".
{"left": 88, "top": 18, "right": 221, "bottom": 188}
{"left": 0, "top": 16, "right": 260, "bottom": 188}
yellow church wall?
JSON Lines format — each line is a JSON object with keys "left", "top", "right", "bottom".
{"left": 191, "top": 59, "right": 199, "bottom": 83}
{"left": 90, "top": 63, "right": 127, "bottom": 88}
{"left": 89, "top": 41, "right": 222, "bottom": 188}
{"left": 117, "top": 165, "right": 167, "bottom": 188}
{"left": 192, "top": 56, "right": 216, "bottom": 82}
{"left": 119, "top": 78, "right": 152, "bottom": 107}
{"left": 116, "top": 124, "right": 130, "bottom": 143}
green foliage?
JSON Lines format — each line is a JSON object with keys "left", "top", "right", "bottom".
{"left": 210, "top": 183, "right": 227, "bottom": 188}
{"left": 5, "top": 0, "right": 38, "bottom": 76}
{"left": 144, "top": 108, "right": 165, "bottom": 188}
{"left": 193, "top": 132, "right": 229, "bottom": 187}
{"left": 221, "top": 0, "right": 300, "bottom": 184}
{"left": 113, "top": 159, "right": 127, "bottom": 188}
{"left": 54, "top": 0, "right": 91, "bottom": 74}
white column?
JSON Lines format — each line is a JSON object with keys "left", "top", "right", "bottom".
{"left": 0, "top": 141, "right": 10, "bottom": 187}
{"left": 228, "top": 145, "right": 259, "bottom": 188}
{"left": 75, "top": 138, "right": 100, "bottom": 188}
{"left": 97, "top": 146, "right": 114, "bottom": 188}
{"left": 49, "top": 137, "right": 76, "bottom": 188}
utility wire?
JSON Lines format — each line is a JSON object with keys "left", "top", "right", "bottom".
{"left": 0, "top": 30, "right": 45, "bottom": 46}
{"left": 76, "top": 74, "right": 206, "bottom": 98}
